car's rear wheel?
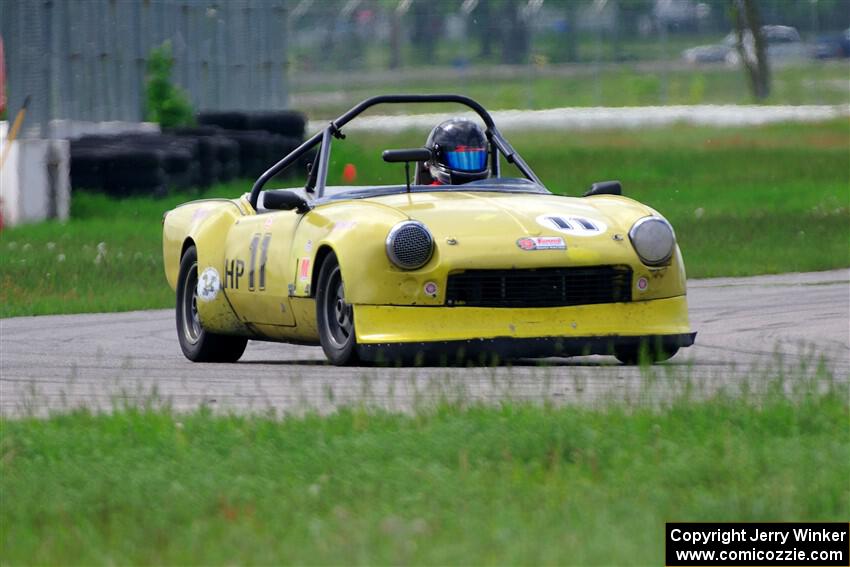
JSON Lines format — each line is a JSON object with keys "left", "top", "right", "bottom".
{"left": 316, "top": 252, "right": 359, "bottom": 366}
{"left": 176, "top": 246, "right": 247, "bottom": 362}
{"left": 615, "top": 343, "right": 678, "bottom": 365}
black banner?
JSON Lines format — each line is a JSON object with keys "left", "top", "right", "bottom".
{"left": 666, "top": 523, "right": 849, "bottom": 566}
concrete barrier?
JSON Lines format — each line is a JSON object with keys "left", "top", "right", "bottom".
{"left": 1, "top": 121, "right": 70, "bottom": 227}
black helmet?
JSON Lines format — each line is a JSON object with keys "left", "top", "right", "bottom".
{"left": 425, "top": 118, "right": 489, "bottom": 185}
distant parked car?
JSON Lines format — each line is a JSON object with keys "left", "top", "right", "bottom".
{"left": 681, "top": 43, "right": 730, "bottom": 64}
{"left": 812, "top": 28, "right": 850, "bottom": 59}
{"left": 682, "top": 25, "right": 807, "bottom": 66}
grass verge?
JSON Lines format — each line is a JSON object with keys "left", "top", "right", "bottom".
{"left": 1, "top": 120, "right": 847, "bottom": 317}
{"left": 292, "top": 61, "right": 850, "bottom": 118}
{"left": 1, "top": 371, "right": 847, "bottom": 565}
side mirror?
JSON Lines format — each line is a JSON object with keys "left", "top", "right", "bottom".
{"left": 382, "top": 148, "right": 433, "bottom": 192}
{"left": 583, "top": 180, "right": 622, "bottom": 197}
{"left": 382, "top": 148, "right": 432, "bottom": 163}
{"left": 263, "top": 190, "right": 311, "bottom": 214}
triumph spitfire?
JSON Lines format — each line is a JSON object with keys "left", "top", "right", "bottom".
{"left": 162, "top": 94, "right": 695, "bottom": 365}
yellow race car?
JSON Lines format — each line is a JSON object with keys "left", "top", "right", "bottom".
{"left": 163, "top": 95, "right": 695, "bottom": 366}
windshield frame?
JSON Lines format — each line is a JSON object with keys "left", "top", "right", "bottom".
{"left": 247, "top": 94, "right": 543, "bottom": 210}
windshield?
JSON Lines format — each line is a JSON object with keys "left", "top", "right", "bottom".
{"left": 314, "top": 178, "right": 549, "bottom": 204}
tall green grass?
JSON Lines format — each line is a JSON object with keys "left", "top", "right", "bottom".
{"left": 1, "top": 369, "right": 847, "bottom": 565}
{"left": 1, "top": 120, "right": 847, "bottom": 317}
{"left": 293, "top": 62, "right": 850, "bottom": 118}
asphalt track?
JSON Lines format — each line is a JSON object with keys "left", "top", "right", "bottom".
{"left": 1, "top": 269, "right": 848, "bottom": 416}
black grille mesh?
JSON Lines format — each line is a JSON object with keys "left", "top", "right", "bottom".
{"left": 390, "top": 224, "right": 433, "bottom": 269}
{"left": 445, "top": 266, "right": 633, "bottom": 308}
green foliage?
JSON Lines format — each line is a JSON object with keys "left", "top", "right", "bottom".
{"left": 1, "top": 374, "right": 847, "bottom": 564}
{"left": 144, "top": 41, "right": 194, "bottom": 128}
{"left": 688, "top": 73, "right": 706, "bottom": 104}
{"left": 1, "top": 121, "right": 847, "bottom": 317}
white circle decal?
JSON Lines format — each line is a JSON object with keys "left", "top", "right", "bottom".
{"left": 197, "top": 267, "right": 221, "bottom": 302}
{"left": 536, "top": 214, "right": 607, "bottom": 236}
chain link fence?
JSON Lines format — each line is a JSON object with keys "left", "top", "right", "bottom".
{"left": 1, "top": 0, "right": 290, "bottom": 138}
{"left": 2, "top": 0, "right": 848, "bottom": 135}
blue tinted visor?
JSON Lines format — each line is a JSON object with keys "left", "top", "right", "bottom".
{"left": 444, "top": 148, "right": 487, "bottom": 172}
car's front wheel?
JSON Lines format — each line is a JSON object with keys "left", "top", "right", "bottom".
{"left": 316, "top": 252, "right": 359, "bottom": 366}
{"left": 176, "top": 245, "right": 248, "bottom": 362}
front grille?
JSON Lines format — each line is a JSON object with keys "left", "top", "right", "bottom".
{"left": 445, "top": 266, "right": 632, "bottom": 308}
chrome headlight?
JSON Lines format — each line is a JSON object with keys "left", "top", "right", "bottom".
{"left": 386, "top": 220, "right": 434, "bottom": 270}
{"left": 629, "top": 216, "right": 676, "bottom": 266}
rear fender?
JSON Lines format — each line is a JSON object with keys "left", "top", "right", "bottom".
{"left": 163, "top": 199, "right": 251, "bottom": 335}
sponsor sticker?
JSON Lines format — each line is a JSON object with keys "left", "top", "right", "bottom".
{"left": 637, "top": 277, "right": 649, "bottom": 292}
{"left": 191, "top": 208, "right": 209, "bottom": 223}
{"left": 197, "top": 267, "right": 221, "bottom": 302}
{"left": 333, "top": 220, "right": 357, "bottom": 231}
{"left": 263, "top": 216, "right": 274, "bottom": 230}
{"left": 424, "top": 281, "right": 438, "bottom": 297}
{"left": 299, "top": 258, "right": 310, "bottom": 281}
{"left": 304, "top": 239, "right": 313, "bottom": 252}
{"left": 516, "top": 236, "right": 566, "bottom": 250}
{"left": 536, "top": 214, "right": 607, "bottom": 236}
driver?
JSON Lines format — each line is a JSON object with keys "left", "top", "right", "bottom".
{"left": 422, "top": 118, "right": 489, "bottom": 185}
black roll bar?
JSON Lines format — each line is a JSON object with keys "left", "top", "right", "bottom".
{"left": 248, "top": 94, "right": 542, "bottom": 210}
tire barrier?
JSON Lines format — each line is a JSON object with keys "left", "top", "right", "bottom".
{"left": 196, "top": 111, "right": 248, "bottom": 131}
{"left": 70, "top": 111, "right": 307, "bottom": 197}
{"left": 71, "top": 134, "right": 189, "bottom": 197}
{"left": 198, "top": 110, "right": 306, "bottom": 140}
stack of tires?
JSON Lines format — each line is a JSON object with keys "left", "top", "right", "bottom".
{"left": 70, "top": 134, "right": 193, "bottom": 197}
{"left": 69, "top": 109, "right": 308, "bottom": 198}
{"left": 165, "top": 126, "right": 241, "bottom": 187}
{"left": 197, "top": 110, "right": 307, "bottom": 179}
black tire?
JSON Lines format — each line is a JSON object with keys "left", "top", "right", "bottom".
{"left": 166, "top": 125, "right": 221, "bottom": 137}
{"left": 197, "top": 111, "right": 248, "bottom": 131}
{"left": 615, "top": 343, "right": 678, "bottom": 365}
{"left": 316, "top": 253, "right": 359, "bottom": 366}
{"left": 176, "top": 246, "right": 248, "bottom": 362}
{"left": 247, "top": 111, "right": 307, "bottom": 139}
{"left": 69, "top": 147, "right": 108, "bottom": 191}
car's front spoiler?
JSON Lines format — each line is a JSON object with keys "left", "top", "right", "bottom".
{"left": 353, "top": 295, "right": 695, "bottom": 363}
{"left": 357, "top": 332, "right": 696, "bottom": 363}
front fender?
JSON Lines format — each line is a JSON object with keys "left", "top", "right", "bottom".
{"left": 287, "top": 201, "right": 410, "bottom": 304}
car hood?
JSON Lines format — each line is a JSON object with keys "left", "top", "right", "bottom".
{"left": 366, "top": 190, "right": 656, "bottom": 248}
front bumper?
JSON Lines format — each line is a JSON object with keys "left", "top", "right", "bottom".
{"left": 353, "top": 295, "right": 694, "bottom": 361}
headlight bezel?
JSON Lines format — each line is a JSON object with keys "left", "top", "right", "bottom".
{"left": 628, "top": 215, "right": 676, "bottom": 266}
{"left": 385, "top": 220, "right": 435, "bottom": 270}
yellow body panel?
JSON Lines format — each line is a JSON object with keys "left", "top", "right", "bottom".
{"left": 222, "top": 212, "right": 301, "bottom": 326}
{"left": 162, "top": 186, "right": 692, "bottom": 346}
{"left": 354, "top": 296, "right": 690, "bottom": 344}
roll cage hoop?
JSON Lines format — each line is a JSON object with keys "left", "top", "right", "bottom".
{"left": 248, "top": 94, "right": 542, "bottom": 210}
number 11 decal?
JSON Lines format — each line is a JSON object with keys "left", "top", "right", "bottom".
{"left": 248, "top": 233, "right": 272, "bottom": 291}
